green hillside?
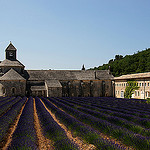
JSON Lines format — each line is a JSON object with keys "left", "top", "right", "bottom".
{"left": 91, "top": 48, "right": 150, "bottom": 77}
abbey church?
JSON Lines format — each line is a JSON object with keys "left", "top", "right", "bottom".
{"left": 0, "top": 42, "right": 114, "bottom": 97}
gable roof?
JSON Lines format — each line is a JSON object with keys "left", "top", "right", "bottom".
{"left": 45, "top": 80, "right": 62, "bottom": 88}
{"left": 0, "top": 59, "right": 24, "bottom": 67}
{"left": 0, "top": 68, "right": 26, "bottom": 81}
{"left": 26, "top": 70, "right": 114, "bottom": 81}
{"left": 5, "top": 42, "right": 17, "bottom": 51}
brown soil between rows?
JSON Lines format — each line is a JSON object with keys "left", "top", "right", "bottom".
{"left": 40, "top": 98, "right": 96, "bottom": 150}
{"left": 1, "top": 98, "right": 28, "bottom": 150}
{"left": 49, "top": 98, "right": 135, "bottom": 150}
{"left": 33, "top": 98, "right": 55, "bottom": 150}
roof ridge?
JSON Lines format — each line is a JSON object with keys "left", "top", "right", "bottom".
{"left": 0, "top": 68, "right": 25, "bottom": 80}
{"left": 5, "top": 42, "right": 17, "bottom": 51}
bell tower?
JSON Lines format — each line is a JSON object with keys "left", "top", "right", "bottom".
{"left": 5, "top": 41, "right": 17, "bottom": 60}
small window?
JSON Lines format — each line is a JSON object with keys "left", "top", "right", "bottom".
{"left": 148, "top": 83, "right": 149, "bottom": 86}
{"left": 121, "top": 91, "right": 124, "bottom": 98}
{"left": 12, "top": 87, "right": 16, "bottom": 95}
{"left": 146, "top": 92, "right": 148, "bottom": 97}
{"left": 142, "top": 83, "right": 144, "bottom": 86}
{"left": 145, "top": 83, "right": 146, "bottom": 86}
{"left": 140, "top": 83, "right": 141, "bottom": 86}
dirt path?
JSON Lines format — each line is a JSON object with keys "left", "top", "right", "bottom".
{"left": 1, "top": 99, "right": 28, "bottom": 150}
{"left": 33, "top": 98, "right": 55, "bottom": 150}
{"left": 40, "top": 99, "right": 96, "bottom": 150}
{"left": 49, "top": 99, "right": 135, "bottom": 150}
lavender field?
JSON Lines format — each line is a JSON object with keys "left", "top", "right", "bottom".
{"left": 0, "top": 96, "right": 150, "bottom": 150}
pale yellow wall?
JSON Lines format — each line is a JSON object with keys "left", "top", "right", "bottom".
{"left": 115, "top": 78, "right": 150, "bottom": 99}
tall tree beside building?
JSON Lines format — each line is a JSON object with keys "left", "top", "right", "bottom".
{"left": 124, "top": 81, "right": 139, "bottom": 99}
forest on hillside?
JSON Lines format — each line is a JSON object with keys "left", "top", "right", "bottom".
{"left": 91, "top": 48, "right": 150, "bottom": 77}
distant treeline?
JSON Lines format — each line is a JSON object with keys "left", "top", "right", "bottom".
{"left": 90, "top": 48, "right": 150, "bottom": 77}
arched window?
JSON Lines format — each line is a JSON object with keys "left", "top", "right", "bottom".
{"left": 12, "top": 87, "right": 16, "bottom": 95}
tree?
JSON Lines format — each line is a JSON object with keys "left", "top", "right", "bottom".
{"left": 124, "top": 81, "right": 139, "bottom": 99}
{"left": 91, "top": 48, "right": 150, "bottom": 76}
{"left": 115, "top": 55, "right": 123, "bottom": 60}
{"left": 108, "top": 59, "right": 113, "bottom": 64}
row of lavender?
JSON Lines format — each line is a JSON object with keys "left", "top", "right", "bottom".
{"left": 59, "top": 97, "right": 150, "bottom": 128}
{"left": 41, "top": 97, "right": 122, "bottom": 150}
{"left": 0, "top": 96, "right": 126, "bottom": 150}
{"left": 47, "top": 97, "right": 150, "bottom": 150}
{"left": 0, "top": 96, "right": 27, "bottom": 148}
{"left": 60, "top": 97, "right": 150, "bottom": 121}
{"left": 0, "top": 96, "right": 150, "bottom": 149}
{"left": 0, "top": 97, "right": 78, "bottom": 150}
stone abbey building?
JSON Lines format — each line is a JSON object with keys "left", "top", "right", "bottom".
{"left": 0, "top": 42, "right": 114, "bottom": 97}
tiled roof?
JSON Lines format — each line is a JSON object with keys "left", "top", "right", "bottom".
{"left": 45, "top": 80, "right": 62, "bottom": 88}
{"left": 26, "top": 70, "right": 114, "bottom": 81}
{"left": 114, "top": 72, "right": 150, "bottom": 80}
{"left": 0, "top": 59, "right": 24, "bottom": 67}
{"left": 0, "top": 68, "right": 26, "bottom": 80}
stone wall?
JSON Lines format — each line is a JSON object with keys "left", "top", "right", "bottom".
{"left": 48, "top": 87, "right": 62, "bottom": 97}
{"left": 60, "top": 79, "right": 113, "bottom": 97}
{"left": 26, "top": 79, "right": 114, "bottom": 97}
{"left": 31, "top": 90, "right": 47, "bottom": 97}
{"left": 0, "top": 80, "right": 26, "bottom": 97}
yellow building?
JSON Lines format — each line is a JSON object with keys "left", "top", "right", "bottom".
{"left": 114, "top": 72, "right": 150, "bottom": 99}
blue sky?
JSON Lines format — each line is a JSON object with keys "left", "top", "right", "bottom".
{"left": 0, "top": 0, "right": 150, "bottom": 70}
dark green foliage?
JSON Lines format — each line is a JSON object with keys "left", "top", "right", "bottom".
{"left": 91, "top": 48, "right": 150, "bottom": 76}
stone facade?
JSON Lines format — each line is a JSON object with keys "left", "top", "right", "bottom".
{"left": 0, "top": 80, "right": 26, "bottom": 97}
{"left": 0, "top": 42, "right": 114, "bottom": 97}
